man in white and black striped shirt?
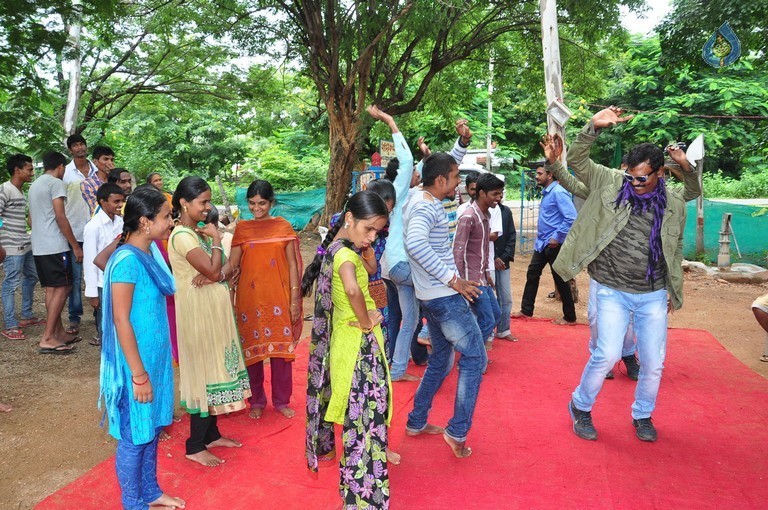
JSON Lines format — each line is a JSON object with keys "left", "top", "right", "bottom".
{"left": 0, "top": 154, "right": 39, "bottom": 340}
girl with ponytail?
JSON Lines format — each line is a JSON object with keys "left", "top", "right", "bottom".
{"left": 303, "top": 190, "right": 395, "bottom": 509}
{"left": 98, "top": 187, "right": 185, "bottom": 509}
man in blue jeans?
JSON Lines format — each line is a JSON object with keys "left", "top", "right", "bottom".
{"left": 453, "top": 173, "right": 503, "bottom": 349}
{"left": 551, "top": 106, "right": 701, "bottom": 442}
{"left": 383, "top": 120, "right": 471, "bottom": 382}
{"left": 404, "top": 151, "right": 485, "bottom": 458}
{"left": 0, "top": 154, "right": 40, "bottom": 340}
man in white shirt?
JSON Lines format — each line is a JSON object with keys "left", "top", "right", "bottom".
{"left": 83, "top": 183, "right": 125, "bottom": 346}
{"left": 62, "top": 134, "right": 96, "bottom": 335}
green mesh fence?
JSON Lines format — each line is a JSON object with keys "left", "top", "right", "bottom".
{"left": 235, "top": 187, "right": 326, "bottom": 230}
{"left": 683, "top": 199, "right": 768, "bottom": 265}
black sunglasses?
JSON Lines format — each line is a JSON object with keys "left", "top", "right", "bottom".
{"left": 623, "top": 170, "right": 657, "bottom": 183}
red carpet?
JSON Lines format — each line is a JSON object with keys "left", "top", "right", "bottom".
{"left": 37, "top": 319, "right": 768, "bottom": 509}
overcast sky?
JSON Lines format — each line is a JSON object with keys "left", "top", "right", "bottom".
{"left": 620, "top": 0, "right": 672, "bottom": 35}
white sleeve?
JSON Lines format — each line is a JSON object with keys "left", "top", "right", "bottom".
{"left": 82, "top": 221, "right": 99, "bottom": 298}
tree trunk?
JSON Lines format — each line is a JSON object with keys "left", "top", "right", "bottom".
{"left": 322, "top": 102, "right": 362, "bottom": 225}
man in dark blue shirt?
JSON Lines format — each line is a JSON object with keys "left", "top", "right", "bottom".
{"left": 513, "top": 165, "right": 577, "bottom": 325}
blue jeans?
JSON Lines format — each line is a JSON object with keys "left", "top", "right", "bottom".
{"left": 407, "top": 293, "right": 486, "bottom": 442}
{"left": 115, "top": 394, "right": 163, "bottom": 510}
{"left": 384, "top": 278, "right": 400, "bottom": 362}
{"left": 67, "top": 242, "right": 83, "bottom": 325}
{"left": 471, "top": 285, "right": 500, "bottom": 341}
{"left": 94, "top": 287, "right": 104, "bottom": 340}
{"left": 494, "top": 268, "right": 512, "bottom": 336}
{"left": 572, "top": 281, "right": 668, "bottom": 420}
{"left": 2, "top": 251, "right": 38, "bottom": 329}
{"left": 389, "top": 261, "right": 419, "bottom": 379}
{"left": 587, "top": 278, "right": 635, "bottom": 357}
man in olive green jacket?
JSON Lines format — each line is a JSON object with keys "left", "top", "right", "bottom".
{"left": 554, "top": 106, "right": 701, "bottom": 443}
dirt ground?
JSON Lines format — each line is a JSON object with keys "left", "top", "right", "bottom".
{"left": 1, "top": 231, "right": 766, "bottom": 509}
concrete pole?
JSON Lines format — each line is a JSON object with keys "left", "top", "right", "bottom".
{"left": 540, "top": 0, "right": 567, "bottom": 164}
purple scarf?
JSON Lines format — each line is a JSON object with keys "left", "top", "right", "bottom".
{"left": 614, "top": 178, "right": 667, "bottom": 282}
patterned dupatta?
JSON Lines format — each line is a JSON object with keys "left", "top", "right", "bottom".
{"left": 305, "top": 238, "right": 352, "bottom": 472}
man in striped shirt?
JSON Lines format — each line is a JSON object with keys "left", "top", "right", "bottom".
{"left": 403, "top": 152, "right": 486, "bottom": 459}
{"left": 0, "top": 154, "right": 39, "bottom": 340}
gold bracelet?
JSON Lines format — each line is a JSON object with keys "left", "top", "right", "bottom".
{"left": 360, "top": 326, "right": 374, "bottom": 334}
{"left": 291, "top": 286, "right": 300, "bottom": 290}
{"left": 361, "top": 249, "right": 374, "bottom": 260}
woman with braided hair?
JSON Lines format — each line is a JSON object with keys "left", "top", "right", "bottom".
{"left": 98, "top": 187, "right": 185, "bottom": 509}
{"left": 303, "top": 190, "right": 394, "bottom": 510}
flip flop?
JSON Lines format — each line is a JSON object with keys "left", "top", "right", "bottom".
{"left": 65, "top": 325, "right": 80, "bottom": 335}
{"left": 65, "top": 336, "right": 82, "bottom": 345}
{"left": 19, "top": 317, "right": 46, "bottom": 327}
{"left": 38, "top": 345, "right": 74, "bottom": 355}
{"left": 760, "top": 355, "right": 768, "bottom": 363}
{"left": 1, "top": 328, "right": 26, "bottom": 340}
{"left": 89, "top": 336, "right": 101, "bottom": 346}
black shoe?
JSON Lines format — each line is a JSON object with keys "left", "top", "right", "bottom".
{"left": 605, "top": 370, "right": 615, "bottom": 380}
{"left": 568, "top": 400, "right": 597, "bottom": 441}
{"left": 622, "top": 355, "right": 640, "bottom": 381}
{"left": 633, "top": 417, "right": 657, "bottom": 442}
{"left": 547, "top": 291, "right": 556, "bottom": 299}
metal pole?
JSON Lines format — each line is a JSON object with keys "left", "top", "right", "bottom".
{"left": 487, "top": 52, "right": 494, "bottom": 173}
{"left": 696, "top": 159, "right": 705, "bottom": 253}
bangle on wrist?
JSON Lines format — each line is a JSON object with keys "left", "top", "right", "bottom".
{"left": 211, "top": 245, "right": 223, "bottom": 252}
{"left": 132, "top": 372, "right": 149, "bottom": 385}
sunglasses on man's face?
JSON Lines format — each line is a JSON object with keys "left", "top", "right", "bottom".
{"left": 623, "top": 170, "right": 657, "bottom": 183}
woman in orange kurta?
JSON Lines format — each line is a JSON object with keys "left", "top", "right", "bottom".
{"left": 230, "top": 180, "right": 303, "bottom": 419}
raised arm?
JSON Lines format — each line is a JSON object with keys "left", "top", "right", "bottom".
{"left": 541, "top": 133, "right": 589, "bottom": 200}
{"left": 666, "top": 144, "right": 702, "bottom": 202}
{"left": 368, "top": 105, "right": 414, "bottom": 201}
{"left": 569, "top": 107, "right": 633, "bottom": 190}
{"left": 448, "top": 119, "right": 472, "bottom": 165}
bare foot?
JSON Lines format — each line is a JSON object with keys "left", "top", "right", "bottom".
{"left": 38, "top": 339, "right": 74, "bottom": 352}
{"left": 185, "top": 450, "right": 224, "bottom": 467}
{"left": 443, "top": 433, "right": 472, "bottom": 458}
{"left": 173, "top": 413, "right": 183, "bottom": 423}
{"left": 149, "top": 493, "right": 186, "bottom": 508}
{"left": 249, "top": 407, "right": 263, "bottom": 419}
{"left": 0, "top": 402, "right": 12, "bottom": 413}
{"left": 552, "top": 318, "right": 577, "bottom": 326}
{"left": 386, "top": 448, "right": 401, "bottom": 465}
{"left": 319, "top": 448, "right": 336, "bottom": 462}
{"left": 278, "top": 407, "right": 296, "bottom": 419}
{"left": 511, "top": 311, "right": 530, "bottom": 319}
{"left": 159, "top": 430, "right": 171, "bottom": 441}
{"left": 405, "top": 423, "right": 444, "bottom": 437}
{"left": 206, "top": 437, "right": 242, "bottom": 448}
{"left": 392, "top": 373, "right": 420, "bottom": 382}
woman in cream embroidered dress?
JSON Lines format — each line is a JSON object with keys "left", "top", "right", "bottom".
{"left": 169, "top": 176, "right": 250, "bottom": 468}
